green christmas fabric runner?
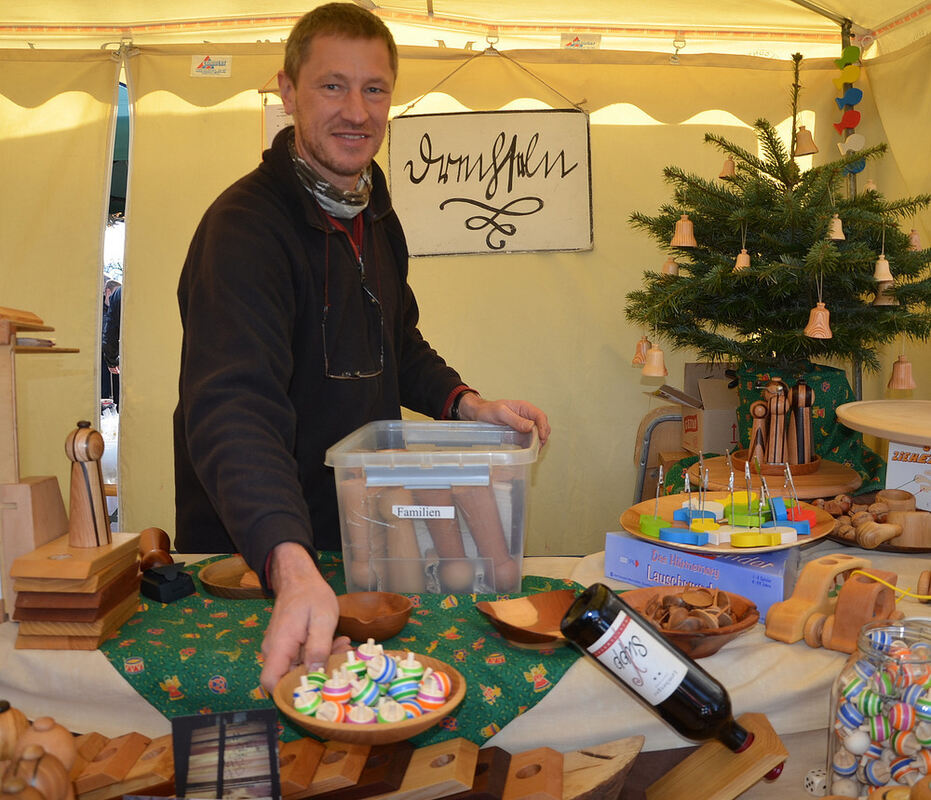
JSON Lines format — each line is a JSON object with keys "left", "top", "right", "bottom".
{"left": 100, "top": 553, "right": 582, "bottom": 747}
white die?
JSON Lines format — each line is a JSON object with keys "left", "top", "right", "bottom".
{"left": 804, "top": 767, "right": 827, "bottom": 796}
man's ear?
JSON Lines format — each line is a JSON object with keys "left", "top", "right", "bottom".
{"left": 278, "top": 69, "right": 296, "bottom": 115}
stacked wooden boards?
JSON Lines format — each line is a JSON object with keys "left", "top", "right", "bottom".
{"left": 9, "top": 532, "right": 140, "bottom": 649}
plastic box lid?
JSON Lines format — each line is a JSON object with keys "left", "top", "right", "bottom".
{"left": 325, "top": 421, "right": 539, "bottom": 488}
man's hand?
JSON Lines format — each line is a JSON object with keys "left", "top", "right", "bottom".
{"left": 457, "top": 393, "right": 551, "bottom": 445}
{"left": 259, "top": 541, "right": 351, "bottom": 691}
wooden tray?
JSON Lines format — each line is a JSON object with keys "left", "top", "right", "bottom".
{"left": 198, "top": 555, "right": 267, "bottom": 599}
{"left": 621, "top": 491, "right": 834, "bottom": 554}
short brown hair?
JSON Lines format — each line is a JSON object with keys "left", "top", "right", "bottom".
{"left": 284, "top": 3, "right": 398, "bottom": 85}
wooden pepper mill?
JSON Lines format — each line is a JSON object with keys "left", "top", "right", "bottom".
{"left": 64, "top": 421, "right": 111, "bottom": 548}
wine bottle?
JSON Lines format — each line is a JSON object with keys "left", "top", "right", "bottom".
{"left": 560, "top": 583, "right": 752, "bottom": 752}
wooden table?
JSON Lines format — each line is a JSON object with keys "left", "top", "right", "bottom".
{"left": 687, "top": 455, "right": 862, "bottom": 499}
{"left": 837, "top": 400, "right": 931, "bottom": 447}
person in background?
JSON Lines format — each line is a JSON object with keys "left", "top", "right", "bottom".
{"left": 101, "top": 280, "right": 121, "bottom": 409}
{"left": 173, "top": 2, "right": 550, "bottom": 692}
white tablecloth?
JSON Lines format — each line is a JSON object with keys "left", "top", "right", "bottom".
{"left": 1, "top": 547, "right": 928, "bottom": 797}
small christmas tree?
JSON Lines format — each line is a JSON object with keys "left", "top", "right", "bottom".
{"left": 625, "top": 54, "right": 931, "bottom": 374}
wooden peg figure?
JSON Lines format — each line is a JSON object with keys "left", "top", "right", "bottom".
{"left": 765, "top": 383, "right": 789, "bottom": 465}
{"left": 786, "top": 380, "right": 815, "bottom": 465}
{"left": 748, "top": 402, "right": 768, "bottom": 467}
{"left": 64, "top": 420, "right": 112, "bottom": 548}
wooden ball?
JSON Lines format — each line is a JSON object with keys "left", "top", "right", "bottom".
{"left": 64, "top": 422, "right": 105, "bottom": 463}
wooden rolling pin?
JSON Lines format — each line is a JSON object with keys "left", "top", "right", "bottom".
{"left": 413, "top": 488, "right": 475, "bottom": 592}
{"left": 452, "top": 485, "right": 519, "bottom": 592}
{"left": 376, "top": 488, "right": 426, "bottom": 593}
{"left": 339, "top": 476, "right": 387, "bottom": 590}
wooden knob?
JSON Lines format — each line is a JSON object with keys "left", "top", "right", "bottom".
{"left": 64, "top": 422, "right": 105, "bottom": 463}
{"left": 14, "top": 717, "right": 76, "bottom": 772}
{"left": 140, "top": 549, "right": 173, "bottom": 572}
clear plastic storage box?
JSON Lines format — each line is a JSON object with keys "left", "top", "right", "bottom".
{"left": 324, "top": 421, "right": 540, "bottom": 594}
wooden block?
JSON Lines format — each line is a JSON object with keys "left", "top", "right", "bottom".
{"left": 309, "top": 741, "right": 414, "bottom": 800}
{"left": 13, "top": 550, "right": 138, "bottom": 593}
{"left": 15, "top": 592, "right": 138, "bottom": 650}
{"left": 368, "top": 738, "right": 478, "bottom": 800}
{"left": 279, "top": 737, "right": 326, "bottom": 799}
{"left": 77, "top": 734, "right": 174, "bottom": 800}
{"left": 305, "top": 741, "right": 370, "bottom": 796}
{"left": 14, "top": 569, "right": 140, "bottom": 622}
{"left": 444, "top": 746, "right": 511, "bottom": 800}
{"left": 74, "top": 732, "right": 150, "bottom": 794}
{"left": 562, "top": 736, "right": 643, "bottom": 800}
{"left": 645, "top": 713, "right": 787, "bottom": 800}
{"left": 16, "top": 562, "right": 140, "bottom": 610}
{"left": 70, "top": 733, "right": 108, "bottom": 782}
{"left": 501, "top": 747, "right": 562, "bottom": 800}
{"left": 18, "top": 591, "right": 138, "bottom": 636}
{"left": 889, "top": 510, "right": 931, "bottom": 548}
{"left": 0, "top": 476, "right": 69, "bottom": 617}
{"left": 10, "top": 532, "right": 139, "bottom": 580}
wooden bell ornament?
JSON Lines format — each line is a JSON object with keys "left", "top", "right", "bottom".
{"left": 661, "top": 256, "right": 679, "bottom": 275}
{"left": 670, "top": 214, "right": 697, "bottom": 247}
{"left": 64, "top": 420, "right": 111, "bottom": 548}
{"left": 804, "top": 302, "right": 833, "bottom": 339}
{"left": 734, "top": 248, "right": 750, "bottom": 270}
{"left": 719, "top": 156, "right": 736, "bottom": 179}
{"left": 909, "top": 229, "right": 922, "bottom": 251}
{"left": 828, "top": 214, "right": 845, "bottom": 240}
{"left": 793, "top": 126, "right": 818, "bottom": 156}
{"left": 873, "top": 253, "right": 893, "bottom": 282}
{"left": 641, "top": 346, "right": 668, "bottom": 377}
{"left": 631, "top": 336, "right": 652, "bottom": 366}
{"left": 887, "top": 355, "right": 917, "bottom": 390}
{"left": 873, "top": 280, "right": 898, "bottom": 306}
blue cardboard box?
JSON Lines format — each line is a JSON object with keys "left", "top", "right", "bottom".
{"left": 604, "top": 532, "right": 800, "bottom": 620}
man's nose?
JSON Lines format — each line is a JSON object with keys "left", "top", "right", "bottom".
{"left": 341, "top": 89, "right": 367, "bottom": 123}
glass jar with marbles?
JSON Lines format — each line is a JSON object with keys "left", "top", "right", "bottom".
{"left": 827, "top": 619, "right": 931, "bottom": 797}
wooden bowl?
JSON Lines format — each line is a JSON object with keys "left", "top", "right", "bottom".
{"left": 475, "top": 589, "right": 576, "bottom": 649}
{"left": 199, "top": 554, "right": 267, "bottom": 599}
{"left": 273, "top": 651, "right": 465, "bottom": 745}
{"left": 336, "top": 592, "right": 413, "bottom": 642}
{"left": 620, "top": 586, "right": 759, "bottom": 659}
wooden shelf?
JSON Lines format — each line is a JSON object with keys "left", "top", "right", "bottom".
{"left": 14, "top": 347, "right": 80, "bottom": 354}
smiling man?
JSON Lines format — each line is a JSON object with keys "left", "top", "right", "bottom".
{"left": 173, "top": 3, "right": 550, "bottom": 693}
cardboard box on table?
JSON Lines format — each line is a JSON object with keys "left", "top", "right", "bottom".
{"left": 604, "top": 531, "right": 799, "bottom": 620}
{"left": 652, "top": 378, "right": 740, "bottom": 456}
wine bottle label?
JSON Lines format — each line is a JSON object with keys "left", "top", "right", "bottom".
{"left": 587, "top": 610, "right": 687, "bottom": 705}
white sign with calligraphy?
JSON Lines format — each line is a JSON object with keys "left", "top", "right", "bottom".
{"left": 388, "top": 109, "right": 592, "bottom": 256}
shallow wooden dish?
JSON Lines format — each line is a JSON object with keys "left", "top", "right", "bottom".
{"left": 621, "top": 586, "right": 759, "bottom": 659}
{"left": 336, "top": 592, "right": 413, "bottom": 642}
{"left": 475, "top": 589, "right": 576, "bottom": 649}
{"left": 273, "top": 651, "right": 465, "bottom": 744}
{"left": 199, "top": 555, "right": 267, "bottom": 599}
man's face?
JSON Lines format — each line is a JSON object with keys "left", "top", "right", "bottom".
{"left": 278, "top": 34, "right": 394, "bottom": 193}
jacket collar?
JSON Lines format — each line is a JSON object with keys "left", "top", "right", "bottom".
{"left": 265, "top": 126, "right": 393, "bottom": 231}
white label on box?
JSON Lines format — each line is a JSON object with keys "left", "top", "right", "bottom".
{"left": 392, "top": 505, "right": 455, "bottom": 519}
{"left": 588, "top": 611, "right": 686, "bottom": 705}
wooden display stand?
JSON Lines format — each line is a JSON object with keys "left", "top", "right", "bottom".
{"left": 0, "top": 307, "right": 79, "bottom": 620}
{"left": 646, "top": 713, "right": 787, "bottom": 800}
